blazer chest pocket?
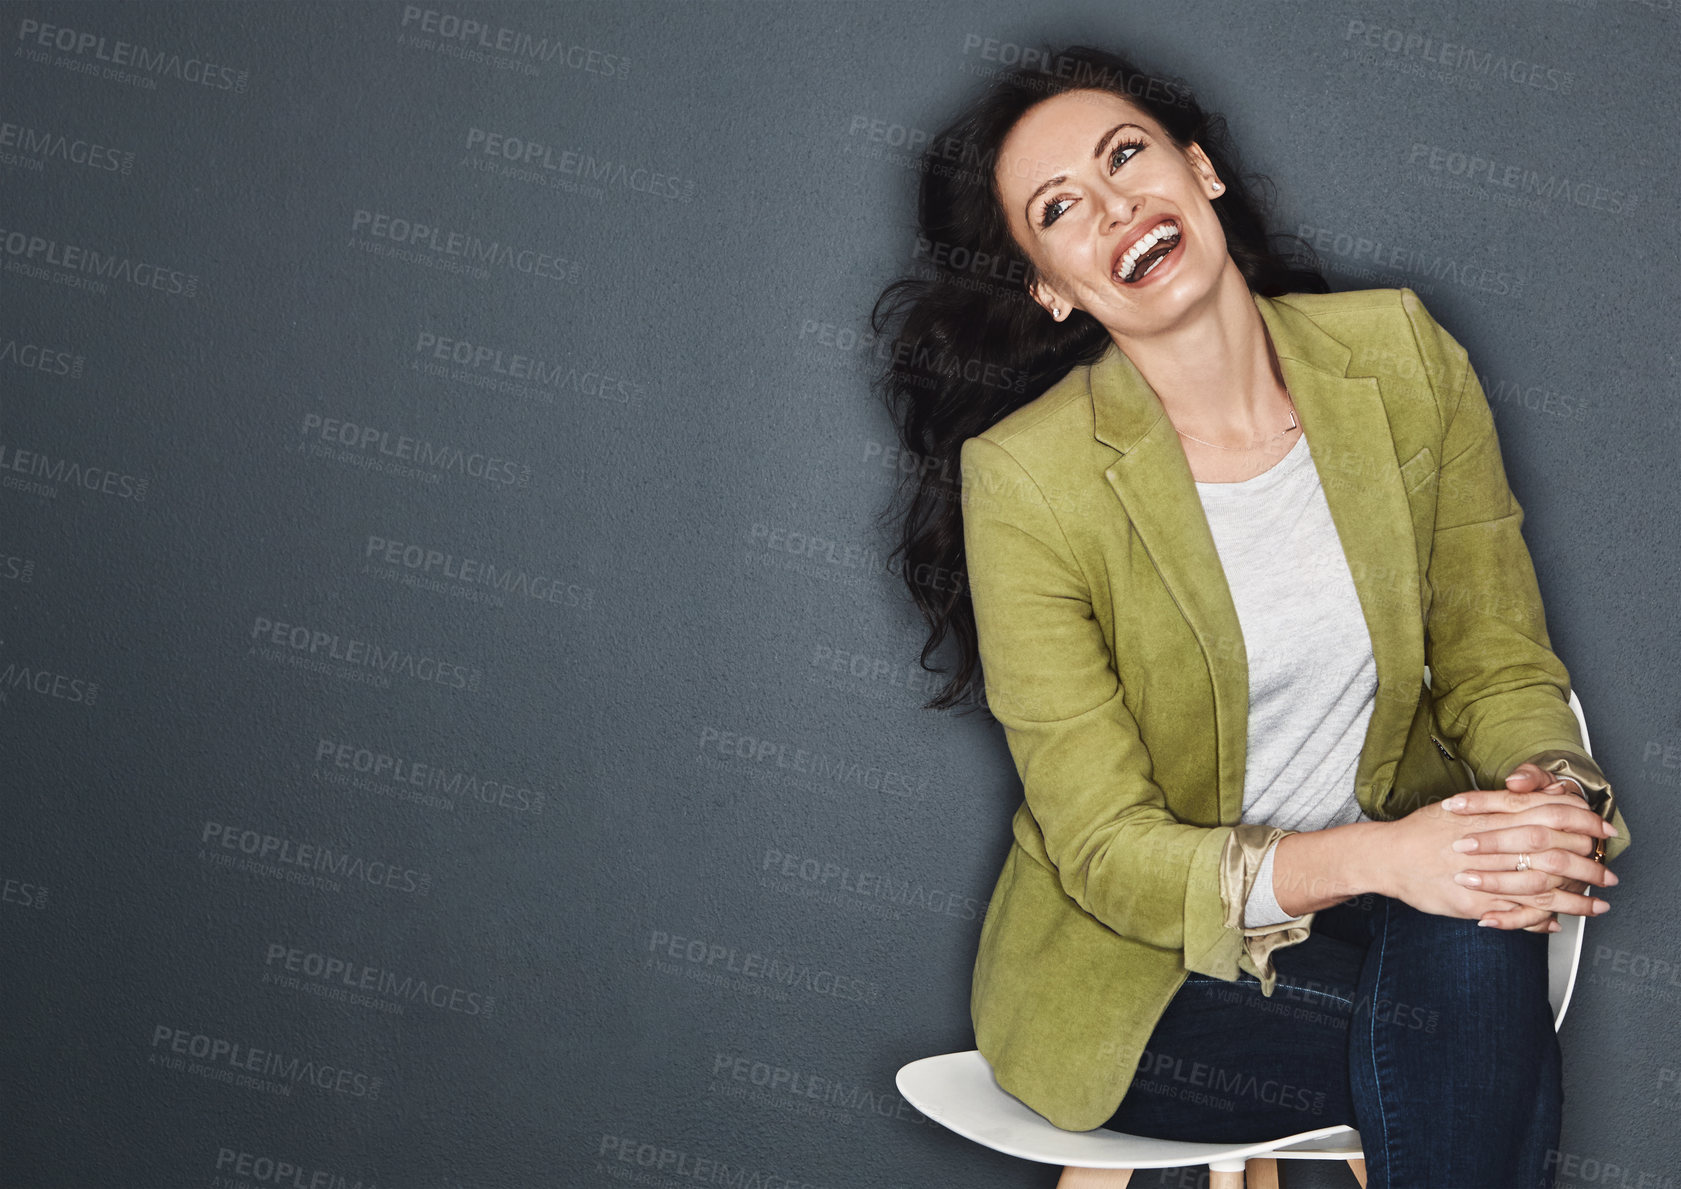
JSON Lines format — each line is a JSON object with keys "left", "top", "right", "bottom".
{"left": 1399, "top": 445, "right": 1436, "bottom": 494}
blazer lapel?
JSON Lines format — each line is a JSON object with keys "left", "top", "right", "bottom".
{"left": 1090, "top": 292, "right": 1424, "bottom": 824}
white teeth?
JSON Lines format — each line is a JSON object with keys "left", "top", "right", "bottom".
{"left": 1117, "top": 220, "right": 1181, "bottom": 281}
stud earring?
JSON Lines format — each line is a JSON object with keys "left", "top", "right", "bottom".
{"left": 1052, "top": 307, "right": 1060, "bottom": 319}
{"left": 1211, "top": 180, "right": 1223, "bottom": 192}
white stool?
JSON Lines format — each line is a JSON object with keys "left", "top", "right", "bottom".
{"left": 898, "top": 684, "right": 1595, "bottom": 1187}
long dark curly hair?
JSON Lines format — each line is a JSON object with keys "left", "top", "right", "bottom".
{"left": 870, "top": 43, "right": 1328, "bottom": 715}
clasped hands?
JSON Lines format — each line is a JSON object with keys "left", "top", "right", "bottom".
{"left": 1389, "top": 761, "right": 1619, "bottom": 933}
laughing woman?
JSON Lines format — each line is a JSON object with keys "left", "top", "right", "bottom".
{"left": 871, "top": 45, "right": 1630, "bottom": 1188}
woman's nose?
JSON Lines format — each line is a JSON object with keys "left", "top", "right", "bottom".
{"left": 1097, "top": 184, "right": 1140, "bottom": 234}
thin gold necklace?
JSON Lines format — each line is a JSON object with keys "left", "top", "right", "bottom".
{"left": 1173, "top": 390, "right": 1300, "bottom": 451}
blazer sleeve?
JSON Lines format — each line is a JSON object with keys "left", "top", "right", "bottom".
{"left": 1401, "top": 289, "right": 1630, "bottom": 863}
{"left": 959, "top": 434, "right": 1309, "bottom": 983}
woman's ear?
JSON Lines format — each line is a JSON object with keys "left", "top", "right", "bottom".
{"left": 1027, "top": 278, "right": 1069, "bottom": 321}
{"left": 1184, "top": 141, "right": 1221, "bottom": 194}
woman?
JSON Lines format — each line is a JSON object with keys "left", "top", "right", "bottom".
{"left": 870, "top": 45, "right": 1630, "bottom": 1188}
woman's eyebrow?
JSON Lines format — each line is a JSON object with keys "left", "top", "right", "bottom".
{"left": 1023, "top": 122, "right": 1150, "bottom": 220}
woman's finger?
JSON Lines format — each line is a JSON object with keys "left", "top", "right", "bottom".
{"left": 1483, "top": 887, "right": 1609, "bottom": 919}
{"left": 1452, "top": 822, "right": 1602, "bottom": 858}
{"left": 1441, "top": 789, "right": 1615, "bottom": 835}
{"left": 1468, "top": 800, "right": 1615, "bottom": 843}
{"left": 1504, "top": 763, "right": 1572, "bottom": 798}
{"left": 1454, "top": 851, "right": 1619, "bottom": 892}
{"left": 1477, "top": 904, "right": 1557, "bottom": 931}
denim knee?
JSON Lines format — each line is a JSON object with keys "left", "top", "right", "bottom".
{"left": 1379, "top": 896, "right": 1549, "bottom": 1007}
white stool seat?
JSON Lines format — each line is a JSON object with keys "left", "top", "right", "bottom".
{"left": 897, "top": 1050, "right": 1358, "bottom": 1171}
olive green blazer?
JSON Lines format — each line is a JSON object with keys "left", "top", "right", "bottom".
{"left": 958, "top": 286, "right": 1630, "bottom": 1132}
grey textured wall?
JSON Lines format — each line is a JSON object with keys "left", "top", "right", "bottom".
{"left": 2, "top": 2, "right": 1677, "bottom": 1187}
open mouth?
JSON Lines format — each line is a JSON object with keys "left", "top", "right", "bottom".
{"left": 1114, "top": 219, "right": 1182, "bottom": 284}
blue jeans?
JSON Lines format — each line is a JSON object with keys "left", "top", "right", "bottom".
{"left": 1101, "top": 892, "right": 1563, "bottom": 1187}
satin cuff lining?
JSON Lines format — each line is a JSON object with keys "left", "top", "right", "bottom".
{"left": 1218, "top": 823, "right": 1316, "bottom": 996}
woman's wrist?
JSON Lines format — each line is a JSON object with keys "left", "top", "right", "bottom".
{"left": 1269, "top": 820, "right": 1387, "bottom": 917}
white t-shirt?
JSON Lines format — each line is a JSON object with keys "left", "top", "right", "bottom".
{"left": 1192, "top": 431, "right": 1379, "bottom": 927}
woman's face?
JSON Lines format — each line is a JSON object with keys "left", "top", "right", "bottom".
{"left": 994, "top": 89, "right": 1230, "bottom": 335}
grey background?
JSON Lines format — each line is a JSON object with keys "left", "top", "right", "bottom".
{"left": 2, "top": 1, "right": 1677, "bottom": 1186}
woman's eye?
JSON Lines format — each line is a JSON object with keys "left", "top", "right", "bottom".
{"left": 1110, "top": 141, "right": 1144, "bottom": 171}
{"left": 1040, "top": 197, "right": 1074, "bottom": 227}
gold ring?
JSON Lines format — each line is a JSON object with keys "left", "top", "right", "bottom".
{"left": 1515, "top": 853, "right": 1531, "bottom": 872}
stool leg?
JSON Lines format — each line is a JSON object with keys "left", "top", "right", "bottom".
{"left": 1245, "top": 1157, "right": 1280, "bottom": 1188}
{"left": 1208, "top": 1170, "right": 1244, "bottom": 1189}
{"left": 1055, "top": 1167, "right": 1133, "bottom": 1188}
{"left": 1346, "top": 1157, "right": 1368, "bottom": 1187}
